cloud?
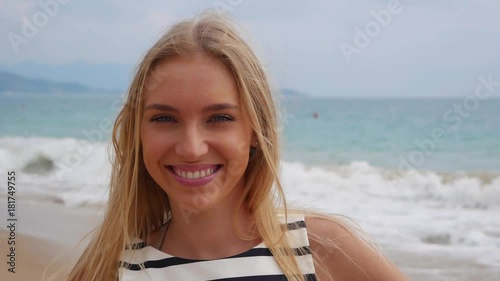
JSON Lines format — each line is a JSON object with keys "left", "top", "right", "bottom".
{"left": 0, "top": 0, "right": 499, "bottom": 96}
{"left": 0, "top": 0, "right": 37, "bottom": 22}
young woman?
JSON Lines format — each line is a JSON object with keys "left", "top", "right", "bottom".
{"left": 67, "top": 13, "right": 410, "bottom": 281}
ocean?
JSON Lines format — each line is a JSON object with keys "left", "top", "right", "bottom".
{"left": 1, "top": 93, "right": 499, "bottom": 275}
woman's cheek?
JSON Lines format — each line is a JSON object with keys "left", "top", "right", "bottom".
{"left": 225, "top": 140, "right": 250, "bottom": 177}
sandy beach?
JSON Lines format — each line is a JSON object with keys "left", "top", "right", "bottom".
{"left": 1, "top": 201, "right": 498, "bottom": 281}
{"left": 0, "top": 201, "right": 103, "bottom": 281}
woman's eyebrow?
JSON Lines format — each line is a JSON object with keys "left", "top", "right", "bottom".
{"left": 203, "top": 103, "right": 240, "bottom": 112}
{"left": 143, "top": 103, "right": 240, "bottom": 112}
{"left": 144, "top": 103, "right": 178, "bottom": 112}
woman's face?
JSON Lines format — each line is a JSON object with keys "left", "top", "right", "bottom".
{"left": 141, "top": 53, "right": 255, "bottom": 218}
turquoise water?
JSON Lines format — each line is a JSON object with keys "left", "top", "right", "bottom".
{"left": 1, "top": 93, "right": 499, "bottom": 171}
{"left": 281, "top": 97, "right": 500, "bottom": 171}
{"left": 1, "top": 94, "right": 122, "bottom": 139}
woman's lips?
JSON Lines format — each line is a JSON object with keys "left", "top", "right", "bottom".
{"left": 166, "top": 164, "right": 222, "bottom": 187}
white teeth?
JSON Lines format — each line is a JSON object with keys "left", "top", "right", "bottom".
{"left": 173, "top": 166, "right": 218, "bottom": 179}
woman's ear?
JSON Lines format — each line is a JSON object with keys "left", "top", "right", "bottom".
{"left": 248, "top": 135, "right": 258, "bottom": 161}
{"left": 250, "top": 135, "right": 258, "bottom": 147}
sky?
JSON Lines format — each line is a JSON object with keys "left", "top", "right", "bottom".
{"left": 1, "top": 0, "right": 500, "bottom": 97}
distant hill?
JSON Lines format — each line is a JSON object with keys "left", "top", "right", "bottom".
{"left": 0, "top": 61, "right": 132, "bottom": 90}
{"left": 0, "top": 71, "right": 305, "bottom": 97}
{"left": 280, "top": 88, "right": 308, "bottom": 97}
{"left": 0, "top": 71, "right": 118, "bottom": 94}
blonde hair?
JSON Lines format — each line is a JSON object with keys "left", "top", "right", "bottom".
{"left": 65, "top": 12, "right": 319, "bottom": 281}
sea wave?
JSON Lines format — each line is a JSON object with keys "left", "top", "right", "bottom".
{"left": 2, "top": 136, "right": 500, "bottom": 263}
{"left": 281, "top": 161, "right": 500, "bottom": 209}
{"left": 1, "top": 136, "right": 499, "bottom": 208}
{"left": 0, "top": 136, "right": 111, "bottom": 206}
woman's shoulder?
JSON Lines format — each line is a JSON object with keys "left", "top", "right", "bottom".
{"left": 305, "top": 214, "right": 411, "bottom": 281}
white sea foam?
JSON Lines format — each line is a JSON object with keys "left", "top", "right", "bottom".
{"left": 281, "top": 161, "right": 500, "bottom": 267}
{"left": 0, "top": 136, "right": 111, "bottom": 206}
{"left": 1, "top": 136, "right": 499, "bottom": 266}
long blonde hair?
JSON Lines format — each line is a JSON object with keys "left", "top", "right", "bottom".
{"left": 65, "top": 12, "right": 326, "bottom": 281}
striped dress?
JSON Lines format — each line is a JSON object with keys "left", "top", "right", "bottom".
{"left": 119, "top": 215, "right": 317, "bottom": 281}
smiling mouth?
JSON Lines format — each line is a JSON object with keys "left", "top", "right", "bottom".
{"left": 167, "top": 165, "right": 223, "bottom": 180}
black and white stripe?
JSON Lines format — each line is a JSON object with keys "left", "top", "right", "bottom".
{"left": 119, "top": 216, "right": 316, "bottom": 281}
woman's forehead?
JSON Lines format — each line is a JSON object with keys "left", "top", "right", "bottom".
{"left": 142, "top": 54, "right": 242, "bottom": 109}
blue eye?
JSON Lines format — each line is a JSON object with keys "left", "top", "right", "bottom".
{"left": 150, "top": 115, "right": 175, "bottom": 123}
{"left": 210, "top": 114, "right": 234, "bottom": 123}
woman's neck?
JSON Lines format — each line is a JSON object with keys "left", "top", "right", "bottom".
{"left": 164, "top": 194, "right": 260, "bottom": 260}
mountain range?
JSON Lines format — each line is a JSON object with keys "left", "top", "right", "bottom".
{"left": 0, "top": 61, "right": 132, "bottom": 91}
{"left": 0, "top": 71, "right": 120, "bottom": 94}
{"left": 0, "top": 70, "right": 306, "bottom": 97}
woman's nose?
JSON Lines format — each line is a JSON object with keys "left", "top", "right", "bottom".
{"left": 175, "top": 125, "right": 209, "bottom": 160}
